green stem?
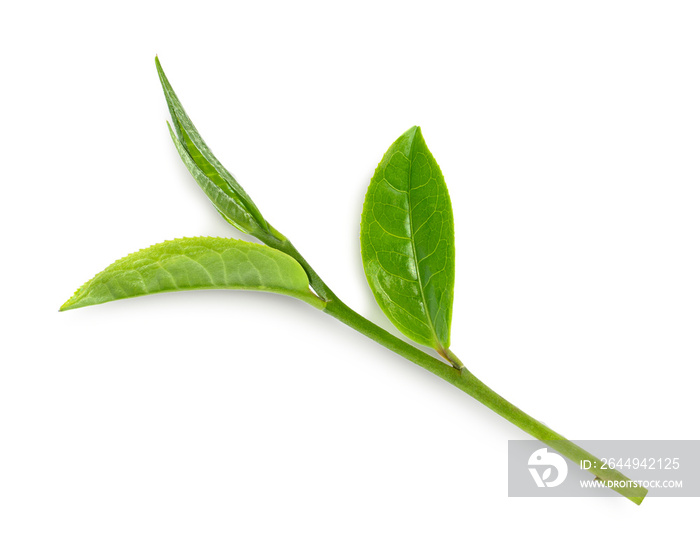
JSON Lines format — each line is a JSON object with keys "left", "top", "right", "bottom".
{"left": 271, "top": 238, "right": 647, "bottom": 505}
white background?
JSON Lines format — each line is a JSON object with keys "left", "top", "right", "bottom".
{"left": 2, "top": 1, "right": 698, "bottom": 553}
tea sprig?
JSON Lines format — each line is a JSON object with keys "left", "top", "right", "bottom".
{"left": 61, "top": 57, "right": 647, "bottom": 505}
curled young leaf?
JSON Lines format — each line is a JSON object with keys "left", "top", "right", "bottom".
{"left": 60, "top": 237, "right": 325, "bottom": 311}
{"left": 156, "top": 57, "right": 277, "bottom": 242}
{"left": 360, "top": 126, "right": 455, "bottom": 355}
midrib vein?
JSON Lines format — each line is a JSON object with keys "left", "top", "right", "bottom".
{"left": 405, "top": 134, "right": 440, "bottom": 348}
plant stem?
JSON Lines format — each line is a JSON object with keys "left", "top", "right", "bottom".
{"left": 273, "top": 238, "right": 648, "bottom": 505}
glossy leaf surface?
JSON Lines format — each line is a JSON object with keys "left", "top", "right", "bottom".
{"left": 156, "top": 57, "right": 272, "bottom": 239}
{"left": 360, "top": 126, "right": 455, "bottom": 352}
{"left": 60, "top": 238, "right": 323, "bottom": 311}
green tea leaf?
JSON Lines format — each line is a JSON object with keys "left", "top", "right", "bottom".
{"left": 60, "top": 237, "right": 324, "bottom": 311}
{"left": 360, "top": 126, "right": 455, "bottom": 354}
{"left": 155, "top": 57, "right": 273, "bottom": 240}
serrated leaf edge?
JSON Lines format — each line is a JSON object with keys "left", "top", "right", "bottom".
{"left": 60, "top": 237, "right": 325, "bottom": 311}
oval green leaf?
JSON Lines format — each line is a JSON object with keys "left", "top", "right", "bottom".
{"left": 60, "top": 237, "right": 325, "bottom": 311}
{"left": 360, "top": 126, "right": 455, "bottom": 354}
